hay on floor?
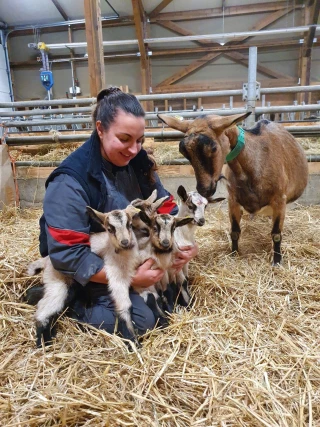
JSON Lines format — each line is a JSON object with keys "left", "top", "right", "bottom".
{"left": 0, "top": 203, "right": 319, "bottom": 426}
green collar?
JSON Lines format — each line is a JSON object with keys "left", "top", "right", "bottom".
{"left": 225, "top": 126, "right": 245, "bottom": 163}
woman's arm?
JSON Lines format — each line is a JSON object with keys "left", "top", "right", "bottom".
{"left": 43, "top": 174, "right": 105, "bottom": 285}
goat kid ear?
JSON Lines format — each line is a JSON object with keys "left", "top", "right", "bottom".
{"left": 152, "top": 195, "right": 169, "bottom": 211}
{"left": 147, "top": 189, "right": 157, "bottom": 203}
{"left": 207, "top": 112, "right": 251, "bottom": 133}
{"left": 86, "top": 206, "right": 108, "bottom": 228}
{"left": 177, "top": 185, "right": 188, "bottom": 203}
{"left": 125, "top": 205, "right": 141, "bottom": 219}
{"left": 175, "top": 216, "right": 194, "bottom": 228}
{"left": 139, "top": 211, "right": 152, "bottom": 227}
{"left": 157, "top": 114, "right": 190, "bottom": 133}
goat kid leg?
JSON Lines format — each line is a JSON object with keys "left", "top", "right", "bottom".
{"left": 271, "top": 198, "right": 286, "bottom": 265}
{"left": 35, "top": 280, "right": 68, "bottom": 346}
{"left": 108, "top": 280, "right": 139, "bottom": 346}
{"left": 229, "top": 199, "right": 242, "bottom": 253}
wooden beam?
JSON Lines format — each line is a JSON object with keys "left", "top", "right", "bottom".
{"left": 153, "top": 78, "right": 297, "bottom": 93}
{"left": 156, "top": 52, "right": 222, "bottom": 88}
{"left": 297, "top": 2, "right": 319, "bottom": 103}
{"left": 132, "top": 0, "right": 148, "bottom": 95}
{"left": 227, "top": 7, "right": 294, "bottom": 44}
{"left": 224, "top": 51, "right": 293, "bottom": 80}
{"left": 149, "top": 0, "right": 173, "bottom": 19}
{"left": 84, "top": 0, "right": 105, "bottom": 97}
{"left": 158, "top": 20, "right": 218, "bottom": 45}
{"left": 152, "top": 1, "right": 301, "bottom": 22}
{"left": 51, "top": 0, "right": 69, "bottom": 21}
{"left": 303, "top": 0, "right": 320, "bottom": 57}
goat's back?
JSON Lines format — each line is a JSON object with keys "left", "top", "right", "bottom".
{"left": 226, "top": 120, "right": 308, "bottom": 205}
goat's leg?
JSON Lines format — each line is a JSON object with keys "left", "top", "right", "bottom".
{"left": 146, "top": 293, "right": 169, "bottom": 328}
{"left": 36, "top": 316, "right": 58, "bottom": 347}
{"left": 35, "top": 280, "right": 69, "bottom": 346}
{"left": 271, "top": 198, "right": 286, "bottom": 265}
{"left": 109, "top": 280, "right": 139, "bottom": 346}
{"left": 228, "top": 198, "right": 242, "bottom": 253}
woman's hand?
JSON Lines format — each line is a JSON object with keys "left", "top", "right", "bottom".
{"left": 171, "top": 243, "right": 199, "bottom": 272}
{"left": 131, "top": 258, "right": 165, "bottom": 289}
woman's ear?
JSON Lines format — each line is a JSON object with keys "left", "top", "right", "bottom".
{"left": 96, "top": 120, "right": 103, "bottom": 138}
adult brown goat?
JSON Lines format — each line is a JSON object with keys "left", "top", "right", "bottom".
{"left": 158, "top": 112, "right": 308, "bottom": 264}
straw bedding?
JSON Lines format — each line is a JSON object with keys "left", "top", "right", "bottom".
{"left": 0, "top": 202, "right": 319, "bottom": 426}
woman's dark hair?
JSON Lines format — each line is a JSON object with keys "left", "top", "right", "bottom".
{"left": 92, "top": 86, "right": 145, "bottom": 130}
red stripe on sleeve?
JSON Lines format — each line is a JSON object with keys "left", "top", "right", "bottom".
{"left": 157, "top": 194, "right": 177, "bottom": 214}
{"left": 48, "top": 226, "right": 90, "bottom": 246}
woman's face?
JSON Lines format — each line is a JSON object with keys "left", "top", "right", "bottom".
{"left": 96, "top": 110, "right": 145, "bottom": 167}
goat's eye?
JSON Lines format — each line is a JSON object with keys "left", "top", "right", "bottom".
{"left": 107, "top": 226, "right": 115, "bottom": 234}
{"left": 153, "top": 226, "right": 158, "bottom": 232}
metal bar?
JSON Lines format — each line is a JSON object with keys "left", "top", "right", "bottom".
{"left": 1, "top": 85, "right": 320, "bottom": 109}
{"left": 246, "top": 46, "right": 257, "bottom": 127}
{"left": 0, "top": 106, "right": 93, "bottom": 117}
{"left": 5, "top": 126, "right": 320, "bottom": 146}
{"left": 3, "top": 105, "right": 320, "bottom": 127}
{"left": 8, "top": 16, "right": 119, "bottom": 31}
{"left": 13, "top": 154, "right": 320, "bottom": 168}
{"left": 45, "top": 25, "right": 319, "bottom": 49}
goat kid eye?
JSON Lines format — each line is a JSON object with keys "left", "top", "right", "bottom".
{"left": 107, "top": 227, "right": 115, "bottom": 234}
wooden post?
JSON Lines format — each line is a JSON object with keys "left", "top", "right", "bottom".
{"left": 84, "top": 0, "right": 105, "bottom": 97}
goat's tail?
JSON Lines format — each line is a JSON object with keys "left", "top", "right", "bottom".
{"left": 27, "top": 257, "right": 47, "bottom": 276}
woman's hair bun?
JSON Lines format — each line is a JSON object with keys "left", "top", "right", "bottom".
{"left": 96, "top": 86, "right": 122, "bottom": 102}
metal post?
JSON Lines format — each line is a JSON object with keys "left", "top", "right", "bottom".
{"left": 246, "top": 46, "right": 257, "bottom": 127}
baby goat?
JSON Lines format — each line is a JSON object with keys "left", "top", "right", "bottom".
{"left": 28, "top": 205, "right": 140, "bottom": 347}
{"left": 158, "top": 112, "right": 308, "bottom": 264}
{"left": 168, "top": 185, "right": 208, "bottom": 307}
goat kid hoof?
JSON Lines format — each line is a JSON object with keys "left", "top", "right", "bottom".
{"left": 36, "top": 325, "right": 56, "bottom": 348}
{"left": 24, "top": 286, "right": 44, "bottom": 306}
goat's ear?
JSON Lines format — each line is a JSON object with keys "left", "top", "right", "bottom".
{"left": 125, "top": 205, "right": 140, "bottom": 219}
{"left": 152, "top": 195, "right": 169, "bottom": 211}
{"left": 158, "top": 114, "right": 190, "bottom": 133}
{"left": 177, "top": 185, "right": 188, "bottom": 203}
{"left": 207, "top": 112, "right": 251, "bottom": 133}
{"left": 147, "top": 189, "right": 157, "bottom": 203}
{"left": 175, "top": 216, "right": 194, "bottom": 228}
{"left": 86, "top": 206, "right": 107, "bottom": 227}
{"left": 139, "top": 211, "right": 152, "bottom": 227}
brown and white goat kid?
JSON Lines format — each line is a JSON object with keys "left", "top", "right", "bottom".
{"left": 28, "top": 205, "right": 140, "bottom": 347}
{"left": 134, "top": 209, "right": 193, "bottom": 320}
{"left": 158, "top": 112, "right": 308, "bottom": 264}
{"left": 168, "top": 185, "right": 208, "bottom": 306}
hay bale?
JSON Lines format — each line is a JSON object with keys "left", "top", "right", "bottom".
{"left": 0, "top": 204, "right": 319, "bottom": 425}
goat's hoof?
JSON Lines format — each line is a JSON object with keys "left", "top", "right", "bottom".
{"left": 36, "top": 324, "right": 56, "bottom": 348}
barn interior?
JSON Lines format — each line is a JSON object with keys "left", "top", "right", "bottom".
{"left": 0, "top": 1, "right": 320, "bottom": 425}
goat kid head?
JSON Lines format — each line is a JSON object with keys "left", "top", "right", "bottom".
{"left": 177, "top": 185, "right": 208, "bottom": 226}
{"left": 130, "top": 190, "right": 169, "bottom": 244}
{"left": 86, "top": 205, "right": 138, "bottom": 251}
{"left": 158, "top": 112, "right": 251, "bottom": 201}
{"left": 139, "top": 211, "right": 193, "bottom": 252}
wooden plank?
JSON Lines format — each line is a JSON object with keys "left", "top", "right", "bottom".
{"left": 152, "top": 2, "right": 301, "bottom": 22}
{"left": 227, "top": 8, "right": 294, "bottom": 44}
{"left": 224, "top": 51, "right": 293, "bottom": 80}
{"left": 149, "top": 0, "right": 173, "bottom": 19}
{"left": 132, "top": 0, "right": 148, "bottom": 95}
{"left": 158, "top": 21, "right": 216, "bottom": 45}
{"left": 156, "top": 52, "right": 222, "bottom": 87}
{"left": 153, "top": 78, "right": 297, "bottom": 93}
{"left": 84, "top": 0, "right": 105, "bottom": 97}
{"left": 51, "top": 0, "right": 69, "bottom": 20}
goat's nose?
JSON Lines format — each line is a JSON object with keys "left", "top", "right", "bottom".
{"left": 162, "top": 239, "right": 170, "bottom": 248}
{"left": 121, "top": 239, "right": 129, "bottom": 247}
{"left": 196, "top": 182, "right": 216, "bottom": 198}
{"left": 197, "top": 218, "right": 205, "bottom": 226}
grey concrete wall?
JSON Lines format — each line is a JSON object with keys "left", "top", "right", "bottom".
{"left": 17, "top": 173, "right": 320, "bottom": 210}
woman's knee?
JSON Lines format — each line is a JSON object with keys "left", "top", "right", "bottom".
{"left": 130, "top": 293, "right": 156, "bottom": 333}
